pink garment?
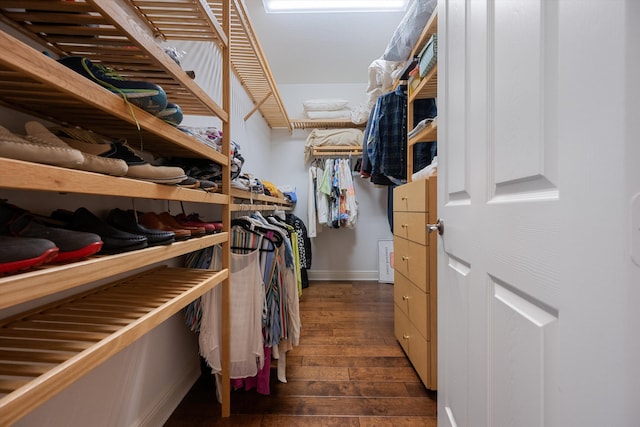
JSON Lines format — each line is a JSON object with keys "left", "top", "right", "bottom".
{"left": 230, "top": 346, "right": 272, "bottom": 395}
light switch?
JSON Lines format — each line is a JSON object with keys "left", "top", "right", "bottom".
{"left": 632, "top": 193, "right": 640, "bottom": 267}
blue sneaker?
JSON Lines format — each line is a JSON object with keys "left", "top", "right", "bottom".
{"left": 57, "top": 56, "right": 167, "bottom": 114}
{"left": 157, "top": 103, "right": 183, "bottom": 126}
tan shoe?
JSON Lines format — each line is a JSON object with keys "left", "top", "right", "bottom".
{"left": 52, "top": 127, "right": 187, "bottom": 185}
{"left": 0, "top": 125, "right": 84, "bottom": 169}
{"left": 24, "top": 121, "right": 128, "bottom": 177}
{"left": 138, "top": 212, "right": 191, "bottom": 240}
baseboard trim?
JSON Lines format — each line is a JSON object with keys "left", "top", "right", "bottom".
{"left": 135, "top": 358, "right": 201, "bottom": 427}
{"left": 307, "top": 270, "right": 381, "bottom": 281}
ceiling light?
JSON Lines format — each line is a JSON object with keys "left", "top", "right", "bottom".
{"left": 263, "top": 0, "right": 410, "bottom": 13}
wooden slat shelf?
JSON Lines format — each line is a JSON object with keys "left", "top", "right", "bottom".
{"left": 0, "top": 266, "right": 227, "bottom": 426}
{"left": 408, "top": 120, "right": 438, "bottom": 147}
{"left": 312, "top": 145, "right": 363, "bottom": 157}
{"left": 125, "top": 0, "right": 228, "bottom": 46}
{"left": 0, "top": 0, "right": 226, "bottom": 120}
{"left": 0, "top": 232, "right": 228, "bottom": 310}
{"left": 291, "top": 119, "right": 366, "bottom": 130}
{"left": 0, "top": 32, "right": 226, "bottom": 160}
{"left": 127, "top": 0, "right": 291, "bottom": 130}
{"left": 230, "top": 188, "right": 292, "bottom": 212}
{"left": 0, "top": 158, "right": 229, "bottom": 204}
{"left": 409, "top": 64, "right": 438, "bottom": 102}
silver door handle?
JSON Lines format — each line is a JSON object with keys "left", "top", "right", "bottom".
{"left": 426, "top": 218, "right": 444, "bottom": 235}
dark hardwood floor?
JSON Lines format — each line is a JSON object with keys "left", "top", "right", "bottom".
{"left": 164, "top": 280, "right": 437, "bottom": 426}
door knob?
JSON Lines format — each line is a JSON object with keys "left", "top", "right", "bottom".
{"left": 427, "top": 218, "right": 444, "bottom": 235}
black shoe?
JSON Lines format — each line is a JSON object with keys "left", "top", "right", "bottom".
{"left": 52, "top": 207, "right": 148, "bottom": 254}
{"left": 107, "top": 209, "right": 175, "bottom": 246}
{"left": 0, "top": 200, "right": 103, "bottom": 262}
{"left": 0, "top": 236, "right": 58, "bottom": 275}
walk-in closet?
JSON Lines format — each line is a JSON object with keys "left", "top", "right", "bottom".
{"left": 1, "top": 1, "right": 638, "bottom": 426}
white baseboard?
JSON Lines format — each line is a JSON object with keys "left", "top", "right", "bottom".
{"left": 135, "top": 359, "right": 201, "bottom": 427}
{"left": 307, "top": 270, "right": 380, "bottom": 281}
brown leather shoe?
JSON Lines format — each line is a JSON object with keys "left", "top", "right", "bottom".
{"left": 139, "top": 212, "right": 191, "bottom": 240}
{"left": 158, "top": 212, "right": 206, "bottom": 236}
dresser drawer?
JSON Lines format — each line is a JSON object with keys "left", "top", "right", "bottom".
{"left": 394, "top": 272, "right": 429, "bottom": 340}
{"left": 394, "top": 211, "right": 429, "bottom": 245}
{"left": 394, "top": 179, "right": 429, "bottom": 212}
{"left": 394, "top": 307, "right": 430, "bottom": 385}
{"left": 393, "top": 236, "right": 429, "bottom": 292}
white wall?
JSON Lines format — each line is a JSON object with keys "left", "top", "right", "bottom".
{"left": 269, "top": 84, "right": 394, "bottom": 281}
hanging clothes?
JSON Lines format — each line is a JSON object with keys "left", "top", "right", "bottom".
{"left": 363, "top": 85, "right": 438, "bottom": 184}
{"left": 199, "top": 248, "right": 265, "bottom": 379}
{"left": 309, "top": 157, "right": 358, "bottom": 231}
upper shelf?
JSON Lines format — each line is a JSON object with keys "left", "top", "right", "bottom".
{"left": 291, "top": 119, "right": 366, "bottom": 130}
{"left": 0, "top": 0, "right": 229, "bottom": 159}
{"left": 128, "top": 0, "right": 292, "bottom": 131}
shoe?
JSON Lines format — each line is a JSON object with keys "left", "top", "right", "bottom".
{"left": 0, "top": 200, "right": 103, "bottom": 262}
{"left": 0, "top": 236, "right": 59, "bottom": 275}
{"left": 24, "top": 121, "right": 128, "bottom": 176}
{"left": 176, "top": 177, "right": 200, "bottom": 189}
{"left": 0, "top": 125, "right": 84, "bottom": 169}
{"left": 158, "top": 212, "right": 206, "bottom": 236}
{"left": 107, "top": 209, "right": 175, "bottom": 246}
{"left": 174, "top": 213, "right": 217, "bottom": 234}
{"left": 196, "top": 179, "right": 219, "bottom": 192}
{"left": 187, "top": 213, "right": 223, "bottom": 232}
{"left": 57, "top": 56, "right": 168, "bottom": 114}
{"left": 52, "top": 207, "right": 147, "bottom": 254}
{"left": 157, "top": 103, "right": 183, "bottom": 126}
{"left": 138, "top": 212, "right": 191, "bottom": 240}
{"left": 52, "top": 127, "right": 187, "bottom": 185}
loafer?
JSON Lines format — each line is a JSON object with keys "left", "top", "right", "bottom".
{"left": 24, "top": 121, "right": 128, "bottom": 177}
{"left": 0, "top": 236, "right": 59, "bottom": 275}
{"left": 138, "top": 212, "right": 191, "bottom": 240}
{"left": 107, "top": 208, "right": 175, "bottom": 246}
{"left": 174, "top": 213, "right": 217, "bottom": 234}
{"left": 0, "top": 125, "right": 84, "bottom": 169}
{"left": 52, "top": 207, "right": 147, "bottom": 254}
{"left": 158, "top": 212, "right": 206, "bottom": 236}
{"left": 53, "top": 127, "right": 187, "bottom": 185}
{"left": 0, "top": 200, "right": 103, "bottom": 262}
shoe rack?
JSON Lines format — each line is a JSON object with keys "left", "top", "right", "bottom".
{"left": 0, "top": 1, "right": 232, "bottom": 424}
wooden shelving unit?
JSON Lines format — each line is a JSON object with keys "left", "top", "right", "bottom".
{"left": 0, "top": 266, "right": 227, "bottom": 427}
{"left": 406, "top": 9, "right": 438, "bottom": 182}
{"left": 0, "top": 0, "right": 233, "bottom": 422}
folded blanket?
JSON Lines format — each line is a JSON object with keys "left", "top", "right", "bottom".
{"left": 304, "top": 128, "right": 364, "bottom": 163}
{"left": 305, "top": 108, "right": 352, "bottom": 120}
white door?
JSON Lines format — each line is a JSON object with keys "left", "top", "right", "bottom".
{"left": 438, "top": 1, "right": 640, "bottom": 426}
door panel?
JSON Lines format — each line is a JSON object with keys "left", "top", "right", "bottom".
{"left": 439, "top": 1, "right": 639, "bottom": 426}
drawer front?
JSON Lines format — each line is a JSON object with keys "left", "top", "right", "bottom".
{"left": 393, "top": 179, "right": 429, "bottom": 212}
{"left": 395, "top": 307, "right": 430, "bottom": 387}
{"left": 393, "top": 236, "right": 409, "bottom": 279}
{"left": 394, "top": 211, "right": 429, "bottom": 245}
{"left": 395, "top": 272, "right": 428, "bottom": 340}
{"left": 394, "top": 307, "right": 411, "bottom": 355}
{"left": 409, "top": 330, "right": 430, "bottom": 387}
{"left": 394, "top": 237, "right": 429, "bottom": 292}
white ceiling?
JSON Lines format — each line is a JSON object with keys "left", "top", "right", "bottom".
{"left": 243, "top": 1, "right": 409, "bottom": 85}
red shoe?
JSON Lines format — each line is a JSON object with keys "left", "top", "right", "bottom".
{"left": 175, "top": 213, "right": 218, "bottom": 234}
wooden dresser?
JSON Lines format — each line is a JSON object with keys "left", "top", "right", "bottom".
{"left": 393, "top": 176, "right": 437, "bottom": 390}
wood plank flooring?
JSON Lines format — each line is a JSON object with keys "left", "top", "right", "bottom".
{"left": 164, "top": 280, "right": 437, "bottom": 426}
